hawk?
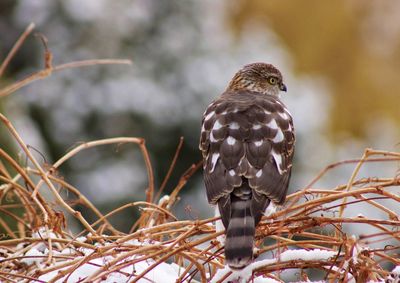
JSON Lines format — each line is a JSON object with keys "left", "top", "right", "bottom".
{"left": 199, "top": 63, "right": 295, "bottom": 269}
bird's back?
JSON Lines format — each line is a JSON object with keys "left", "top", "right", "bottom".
{"left": 199, "top": 64, "right": 295, "bottom": 269}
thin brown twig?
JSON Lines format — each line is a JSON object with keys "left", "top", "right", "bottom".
{"left": 155, "top": 136, "right": 184, "bottom": 202}
{"left": 0, "top": 23, "right": 35, "bottom": 77}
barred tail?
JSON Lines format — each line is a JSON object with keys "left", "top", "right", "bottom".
{"left": 225, "top": 194, "right": 255, "bottom": 269}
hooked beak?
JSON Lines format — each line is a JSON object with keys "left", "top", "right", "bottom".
{"left": 279, "top": 83, "right": 287, "bottom": 92}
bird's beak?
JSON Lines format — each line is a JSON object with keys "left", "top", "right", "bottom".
{"left": 279, "top": 83, "right": 287, "bottom": 92}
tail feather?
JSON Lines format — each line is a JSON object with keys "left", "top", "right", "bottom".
{"left": 225, "top": 194, "right": 255, "bottom": 269}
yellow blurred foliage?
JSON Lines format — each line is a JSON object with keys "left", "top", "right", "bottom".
{"left": 229, "top": 0, "right": 400, "bottom": 140}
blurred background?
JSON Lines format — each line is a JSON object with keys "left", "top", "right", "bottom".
{"left": 1, "top": 0, "right": 400, "bottom": 249}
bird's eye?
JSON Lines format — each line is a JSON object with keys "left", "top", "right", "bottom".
{"left": 267, "top": 77, "right": 278, "bottom": 85}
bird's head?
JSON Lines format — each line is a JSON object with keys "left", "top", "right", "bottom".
{"left": 226, "top": 63, "right": 287, "bottom": 96}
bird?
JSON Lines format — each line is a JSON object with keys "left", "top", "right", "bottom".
{"left": 199, "top": 63, "right": 295, "bottom": 269}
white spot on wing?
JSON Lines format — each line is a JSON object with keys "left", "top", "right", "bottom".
{"left": 227, "top": 136, "right": 236, "bottom": 145}
{"left": 229, "top": 122, "right": 240, "bottom": 129}
{"left": 210, "top": 153, "right": 220, "bottom": 173}
{"left": 256, "top": 170, "right": 262, "bottom": 178}
{"left": 272, "top": 150, "right": 283, "bottom": 174}
{"left": 205, "top": 111, "right": 215, "bottom": 121}
{"left": 229, "top": 169, "right": 235, "bottom": 176}
{"left": 252, "top": 124, "right": 262, "bottom": 130}
{"left": 272, "top": 128, "right": 284, "bottom": 143}
{"left": 266, "top": 119, "right": 278, "bottom": 130}
{"left": 210, "top": 132, "right": 217, "bottom": 142}
{"left": 213, "top": 120, "right": 223, "bottom": 130}
{"left": 254, "top": 140, "right": 263, "bottom": 147}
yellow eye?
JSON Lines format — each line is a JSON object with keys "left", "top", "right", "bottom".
{"left": 267, "top": 76, "right": 278, "bottom": 85}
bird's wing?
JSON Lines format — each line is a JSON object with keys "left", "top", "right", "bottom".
{"left": 199, "top": 91, "right": 295, "bottom": 224}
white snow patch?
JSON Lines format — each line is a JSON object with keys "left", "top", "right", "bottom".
{"left": 32, "top": 227, "right": 59, "bottom": 239}
{"left": 379, "top": 265, "right": 400, "bottom": 283}
{"left": 253, "top": 277, "right": 281, "bottom": 283}
{"left": 392, "top": 266, "right": 400, "bottom": 274}
{"left": 61, "top": 248, "right": 75, "bottom": 255}
{"left": 211, "top": 249, "right": 336, "bottom": 283}
{"left": 76, "top": 236, "right": 87, "bottom": 243}
{"left": 33, "top": 238, "right": 186, "bottom": 283}
{"left": 280, "top": 249, "right": 337, "bottom": 261}
{"left": 211, "top": 258, "right": 276, "bottom": 283}
{"left": 77, "top": 247, "right": 93, "bottom": 256}
{"left": 21, "top": 248, "right": 44, "bottom": 266}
